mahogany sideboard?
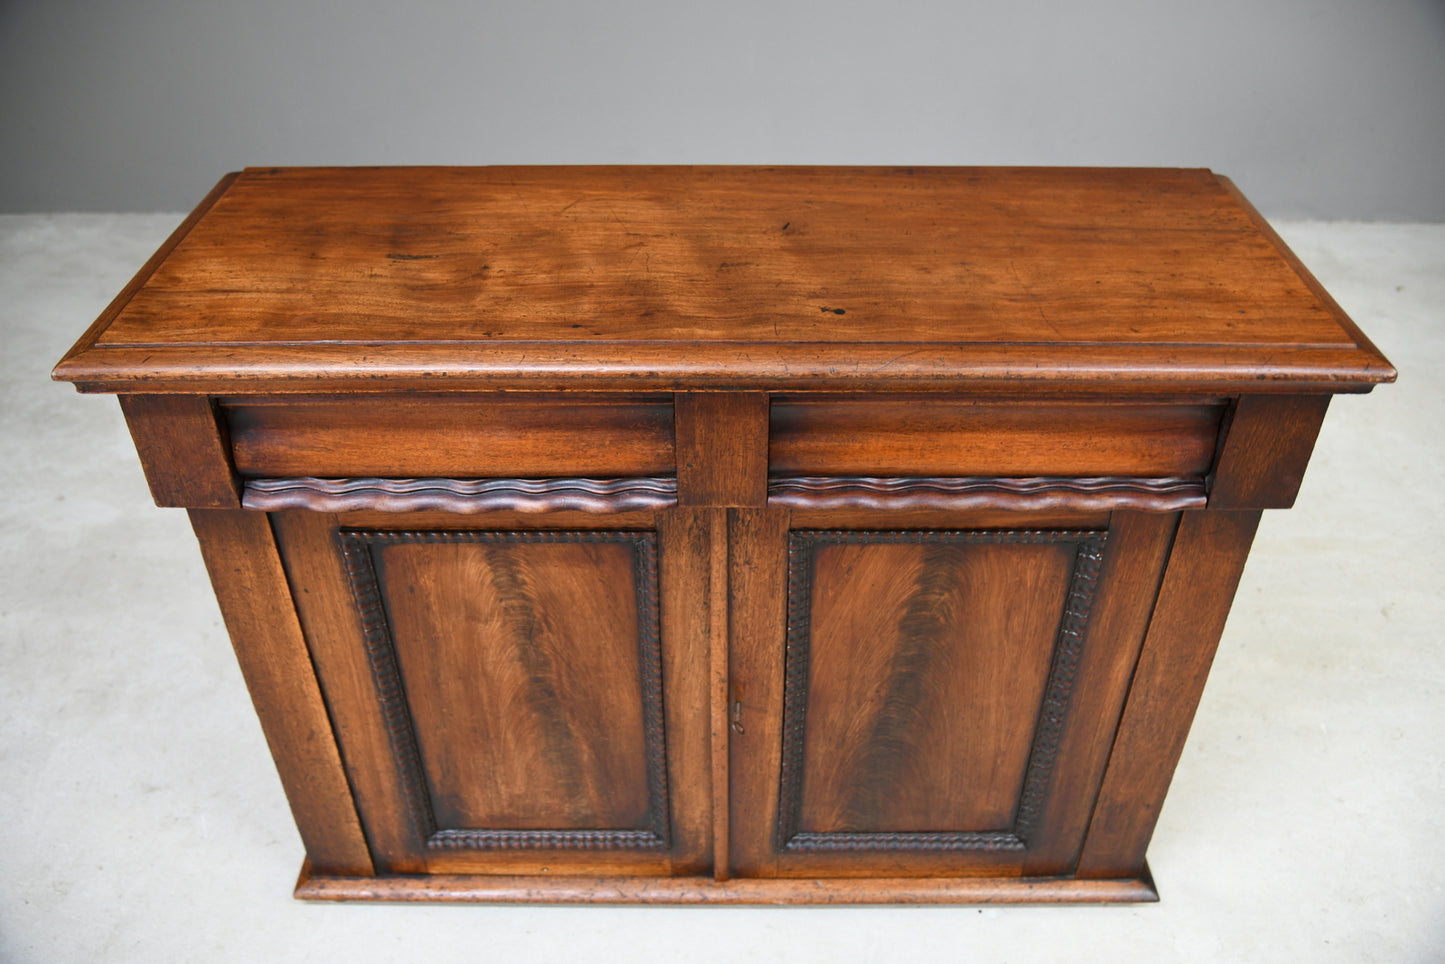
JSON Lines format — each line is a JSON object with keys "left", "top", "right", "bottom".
{"left": 54, "top": 167, "right": 1394, "bottom": 903}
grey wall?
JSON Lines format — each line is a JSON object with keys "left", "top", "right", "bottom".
{"left": 2, "top": 0, "right": 1442, "bottom": 218}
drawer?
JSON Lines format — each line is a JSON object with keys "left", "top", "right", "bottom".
{"left": 769, "top": 396, "right": 1225, "bottom": 479}
{"left": 223, "top": 393, "right": 675, "bottom": 479}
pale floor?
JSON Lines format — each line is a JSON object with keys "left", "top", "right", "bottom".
{"left": 1, "top": 215, "right": 1441, "bottom": 963}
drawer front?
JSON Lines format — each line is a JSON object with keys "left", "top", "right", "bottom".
{"left": 224, "top": 393, "right": 675, "bottom": 479}
{"left": 769, "top": 396, "right": 1225, "bottom": 479}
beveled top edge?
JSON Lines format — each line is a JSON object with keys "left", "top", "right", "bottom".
{"left": 52, "top": 166, "right": 1396, "bottom": 395}
{"left": 54, "top": 340, "right": 1395, "bottom": 395}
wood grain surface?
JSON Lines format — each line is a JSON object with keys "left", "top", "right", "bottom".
{"left": 53, "top": 166, "right": 1395, "bottom": 394}
{"left": 1078, "top": 509, "right": 1261, "bottom": 879}
{"left": 225, "top": 393, "right": 675, "bottom": 478}
{"left": 655, "top": 510, "right": 720, "bottom": 877}
{"left": 120, "top": 395, "right": 240, "bottom": 507}
{"left": 294, "top": 866, "right": 1159, "bottom": 903}
{"left": 361, "top": 533, "right": 661, "bottom": 838}
{"left": 676, "top": 392, "right": 768, "bottom": 507}
{"left": 770, "top": 397, "right": 1223, "bottom": 478}
{"left": 789, "top": 536, "right": 1077, "bottom": 836}
{"left": 54, "top": 166, "right": 1392, "bottom": 903}
{"left": 188, "top": 509, "right": 373, "bottom": 875}
{"left": 1208, "top": 394, "right": 1331, "bottom": 509}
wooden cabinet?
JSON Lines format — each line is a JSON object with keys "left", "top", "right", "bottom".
{"left": 54, "top": 167, "right": 1393, "bottom": 903}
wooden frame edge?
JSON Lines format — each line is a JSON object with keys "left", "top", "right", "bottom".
{"left": 121, "top": 394, "right": 242, "bottom": 508}
{"left": 51, "top": 172, "right": 241, "bottom": 384}
{"left": 189, "top": 509, "right": 375, "bottom": 876}
{"left": 293, "top": 863, "right": 1158, "bottom": 905}
{"left": 1207, "top": 395, "right": 1330, "bottom": 510}
{"left": 1213, "top": 174, "right": 1395, "bottom": 384}
{"left": 51, "top": 343, "right": 1392, "bottom": 396}
{"left": 1075, "top": 509, "right": 1262, "bottom": 879}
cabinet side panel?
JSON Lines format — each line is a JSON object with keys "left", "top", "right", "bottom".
{"left": 272, "top": 510, "right": 430, "bottom": 873}
{"left": 1077, "top": 509, "right": 1261, "bottom": 879}
{"left": 187, "top": 508, "right": 373, "bottom": 876}
{"left": 1021, "top": 511, "right": 1179, "bottom": 876}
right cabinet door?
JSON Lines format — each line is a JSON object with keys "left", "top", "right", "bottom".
{"left": 728, "top": 508, "right": 1180, "bottom": 880}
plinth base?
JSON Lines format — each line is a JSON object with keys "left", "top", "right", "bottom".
{"left": 294, "top": 861, "right": 1158, "bottom": 905}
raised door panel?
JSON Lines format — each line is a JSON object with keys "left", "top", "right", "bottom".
{"left": 274, "top": 511, "right": 709, "bottom": 877}
{"left": 346, "top": 530, "right": 667, "bottom": 849}
{"left": 730, "top": 511, "right": 1175, "bottom": 879}
{"left": 783, "top": 531, "right": 1095, "bottom": 847}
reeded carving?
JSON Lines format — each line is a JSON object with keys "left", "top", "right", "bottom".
{"left": 338, "top": 528, "right": 670, "bottom": 852}
{"left": 339, "top": 532, "right": 438, "bottom": 847}
{"left": 785, "top": 831, "right": 1026, "bottom": 853}
{"left": 767, "top": 476, "right": 1205, "bottom": 511}
{"left": 776, "top": 528, "right": 1108, "bottom": 854}
{"left": 1012, "top": 535, "right": 1107, "bottom": 838}
{"left": 243, "top": 476, "right": 677, "bottom": 514}
{"left": 428, "top": 829, "right": 667, "bottom": 851}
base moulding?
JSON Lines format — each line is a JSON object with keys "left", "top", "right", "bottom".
{"left": 294, "top": 863, "right": 1158, "bottom": 905}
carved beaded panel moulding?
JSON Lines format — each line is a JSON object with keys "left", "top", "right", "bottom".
{"left": 336, "top": 528, "right": 672, "bottom": 851}
{"left": 776, "top": 529, "right": 1109, "bottom": 854}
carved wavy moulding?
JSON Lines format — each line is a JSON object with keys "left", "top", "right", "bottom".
{"left": 767, "top": 476, "right": 1207, "bottom": 511}
{"left": 242, "top": 476, "right": 678, "bottom": 514}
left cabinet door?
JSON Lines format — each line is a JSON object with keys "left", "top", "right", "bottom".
{"left": 270, "top": 508, "right": 714, "bottom": 878}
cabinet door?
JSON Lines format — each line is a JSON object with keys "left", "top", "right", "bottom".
{"left": 271, "top": 509, "right": 712, "bottom": 877}
{"left": 729, "top": 508, "right": 1177, "bottom": 879}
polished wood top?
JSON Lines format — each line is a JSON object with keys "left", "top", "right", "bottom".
{"left": 54, "top": 166, "right": 1394, "bottom": 393}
